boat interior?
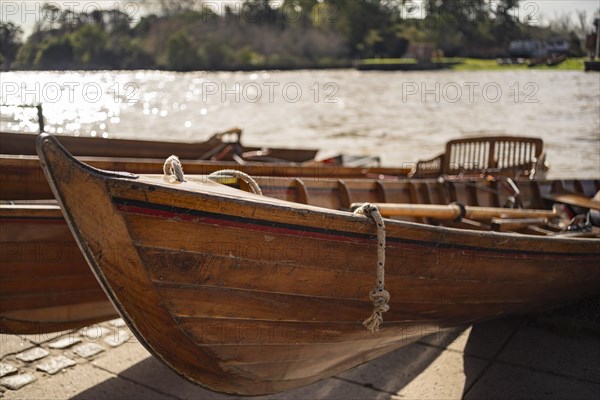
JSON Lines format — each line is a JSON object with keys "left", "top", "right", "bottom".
{"left": 4, "top": 174, "right": 599, "bottom": 237}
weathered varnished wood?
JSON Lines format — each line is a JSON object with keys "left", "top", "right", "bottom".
{"left": 36, "top": 133, "right": 600, "bottom": 395}
{"left": 0, "top": 205, "right": 118, "bottom": 333}
{"left": 0, "top": 130, "right": 318, "bottom": 162}
{"left": 411, "top": 136, "right": 548, "bottom": 179}
{"left": 0, "top": 155, "right": 412, "bottom": 200}
{"left": 4, "top": 174, "right": 599, "bottom": 334}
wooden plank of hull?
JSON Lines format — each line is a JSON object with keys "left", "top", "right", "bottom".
{"left": 0, "top": 155, "right": 411, "bottom": 200}
{"left": 1, "top": 301, "right": 117, "bottom": 334}
{"left": 0, "top": 206, "right": 118, "bottom": 333}
{"left": 139, "top": 247, "right": 598, "bottom": 307}
{"left": 37, "top": 134, "right": 600, "bottom": 395}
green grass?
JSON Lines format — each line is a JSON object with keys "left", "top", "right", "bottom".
{"left": 360, "top": 58, "right": 419, "bottom": 65}
{"left": 358, "top": 57, "right": 588, "bottom": 71}
{"left": 452, "top": 57, "right": 587, "bottom": 71}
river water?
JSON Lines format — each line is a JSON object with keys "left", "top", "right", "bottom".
{"left": 1, "top": 69, "right": 598, "bottom": 178}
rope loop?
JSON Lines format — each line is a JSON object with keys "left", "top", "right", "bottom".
{"left": 163, "top": 155, "right": 185, "bottom": 182}
{"left": 353, "top": 203, "right": 388, "bottom": 332}
{"left": 208, "top": 169, "right": 263, "bottom": 195}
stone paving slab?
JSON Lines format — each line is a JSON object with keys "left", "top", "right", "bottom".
{"left": 0, "top": 364, "right": 17, "bottom": 379}
{"left": 0, "top": 374, "right": 36, "bottom": 391}
{"left": 420, "top": 318, "right": 522, "bottom": 359}
{"left": 340, "top": 342, "right": 488, "bottom": 399}
{"left": 72, "top": 343, "right": 105, "bottom": 359}
{"left": 256, "top": 377, "right": 391, "bottom": 400}
{"left": 464, "top": 363, "right": 600, "bottom": 400}
{"left": 2, "top": 363, "right": 169, "bottom": 400}
{"left": 78, "top": 326, "right": 112, "bottom": 341}
{"left": 103, "top": 331, "right": 130, "bottom": 347}
{"left": 15, "top": 347, "right": 49, "bottom": 363}
{"left": 48, "top": 336, "right": 82, "bottom": 350}
{"left": 20, "top": 331, "right": 71, "bottom": 346}
{"left": 0, "top": 336, "right": 34, "bottom": 358}
{"left": 91, "top": 342, "right": 150, "bottom": 375}
{"left": 497, "top": 323, "right": 600, "bottom": 383}
{"left": 36, "top": 355, "right": 76, "bottom": 375}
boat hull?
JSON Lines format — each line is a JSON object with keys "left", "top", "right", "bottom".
{"left": 37, "top": 134, "right": 600, "bottom": 395}
{"left": 0, "top": 131, "right": 318, "bottom": 162}
{"left": 0, "top": 205, "right": 117, "bottom": 334}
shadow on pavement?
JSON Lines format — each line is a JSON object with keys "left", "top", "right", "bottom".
{"left": 72, "top": 332, "right": 459, "bottom": 400}
{"left": 462, "top": 312, "right": 600, "bottom": 400}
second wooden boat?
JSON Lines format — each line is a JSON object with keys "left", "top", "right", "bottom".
{"left": 0, "top": 129, "right": 318, "bottom": 163}
{"left": 0, "top": 204, "right": 117, "bottom": 334}
{"left": 37, "top": 134, "right": 600, "bottom": 394}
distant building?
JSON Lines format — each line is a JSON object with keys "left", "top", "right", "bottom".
{"left": 545, "top": 38, "right": 569, "bottom": 55}
{"left": 508, "top": 40, "right": 546, "bottom": 58}
{"left": 508, "top": 38, "right": 569, "bottom": 58}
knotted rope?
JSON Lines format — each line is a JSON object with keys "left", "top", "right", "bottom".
{"left": 163, "top": 155, "right": 185, "bottom": 182}
{"left": 208, "top": 169, "right": 263, "bottom": 195}
{"left": 161, "top": 156, "right": 263, "bottom": 196}
{"left": 354, "top": 203, "right": 389, "bottom": 333}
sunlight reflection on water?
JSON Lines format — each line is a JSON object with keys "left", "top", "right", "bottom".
{"left": 1, "top": 69, "right": 598, "bottom": 178}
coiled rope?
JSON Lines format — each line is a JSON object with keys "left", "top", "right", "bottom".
{"left": 163, "top": 155, "right": 185, "bottom": 182}
{"left": 207, "top": 169, "right": 263, "bottom": 195}
{"left": 354, "top": 203, "right": 389, "bottom": 332}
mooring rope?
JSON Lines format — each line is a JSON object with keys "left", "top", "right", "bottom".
{"left": 163, "top": 155, "right": 186, "bottom": 182}
{"left": 208, "top": 170, "right": 263, "bottom": 195}
{"left": 353, "top": 203, "right": 389, "bottom": 332}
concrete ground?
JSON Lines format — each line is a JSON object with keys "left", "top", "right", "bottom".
{"left": 1, "top": 311, "right": 599, "bottom": 400}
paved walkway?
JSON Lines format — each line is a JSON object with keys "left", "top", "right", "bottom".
{"left": 1, "top": 313, "right": 598, "bottom": 399}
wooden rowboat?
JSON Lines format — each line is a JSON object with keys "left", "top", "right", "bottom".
{"left": 0, "top": 129, "right": 318, "bottom": 163}
{"left": 37, "top": 133, "right": 600, "bottom": 394}
{"left": 5, "top": 173, "right": 598, "bottom": 335}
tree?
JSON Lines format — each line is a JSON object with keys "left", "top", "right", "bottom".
{"left": 0, "top": 22, "right": 23, "bottom": 69}
{"left": 70, "top": 24, "right": 110, "bottom": 66}
{"left": 326, "top": 0, "right": 402, "bottom": 56}
{"left": 166, "top": 31, "right": 201, "bottom": 70}
{"left": 33, "top": 36, "right": 74, "bottom": 69}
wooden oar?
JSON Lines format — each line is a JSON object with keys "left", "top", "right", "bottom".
{"left": 350, "top": 203, "right": 556, "bottom": 220}
{"left": 544, "top": 191, "right": 600, "bottom": 210}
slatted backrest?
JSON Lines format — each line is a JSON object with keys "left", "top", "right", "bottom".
{"left": 411, "top": 154, "right": 444, "bottom": 179}
{"left": 445, "top": 136, "right": 545, "bottom": 178}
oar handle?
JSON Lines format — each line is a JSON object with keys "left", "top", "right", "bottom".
{"left": 350, "top": 203, "right": 556, "bottom": 220}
